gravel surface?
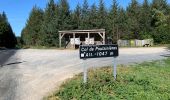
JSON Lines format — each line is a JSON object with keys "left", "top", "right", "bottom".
{"left": 0, "top": 47, "right": 169, "bottom": 100}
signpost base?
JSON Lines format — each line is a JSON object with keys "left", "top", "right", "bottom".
{"left": 113, "top": 57, "right": 117, "bottom": 80}
{"left": 83, "top": 59, "right": 87, "bottom": 83}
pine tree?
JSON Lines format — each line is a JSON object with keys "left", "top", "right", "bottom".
{"left": 89, "top": 3, "right": 98, "bottom": 29}
{"left": 80, "top": 0, "right": 90, "bottom": 29}
{"left": 21, "top": 6, "right": 44, "bottom": 46}
{"left": 168, "top": 3, "right": 170, "bottom": 14}
{"left": 126, "top": 0, "right": 141, "bottom": 39}
{"left": 138, "top": 0, "right": 152, "bottom": 39}
{"left": 71, "top": 4, "right": 81, "bottom": 29}
{"left": 108, "top": 0, "right": 119, "bottom": 41}
{"left": 117, "top": 8, "right": 128, "bottom": 39}
{"left": 152, "top": 0, "right": 168, "bottom": 11}
{"left": 0, "top": 12, "right": 17, "bottom": 48}
{"left": 41, "top": 0, "right": 59, "bottom": 47}
{"left": 97, "top": 0, "right": 107, "bottom": 29}
{"left": 21, "top": 27, "right": 28, "bottom": 45}
{"left": 58, "top": 0, "right": 71, "bottom": 30}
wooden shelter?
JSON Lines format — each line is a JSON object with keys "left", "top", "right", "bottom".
{"left": 59, "top": 29, "right": 105, "bottom": 49}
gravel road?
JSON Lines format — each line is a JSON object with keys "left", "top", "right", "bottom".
{"left": 0, "top": 47, "right": 169, "bottom": 100}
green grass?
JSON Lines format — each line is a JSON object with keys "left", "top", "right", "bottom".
{"left": 46, "top": 58, "right": 170, "bottom": 100}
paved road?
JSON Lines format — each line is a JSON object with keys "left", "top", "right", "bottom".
{"left": 0, "top": 47, "right": 169, "bottom": 100}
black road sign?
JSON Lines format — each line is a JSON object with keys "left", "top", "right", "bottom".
{"left": 79, "top": 44, "right": 119, "bottom": 59}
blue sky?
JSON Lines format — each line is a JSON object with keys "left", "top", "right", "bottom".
{"left": 0, "top": 0, "right": 169, "bottom": 36}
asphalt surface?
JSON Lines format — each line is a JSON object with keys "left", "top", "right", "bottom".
{"left": 0, "top": 47, "right": 169, "bottom": 100}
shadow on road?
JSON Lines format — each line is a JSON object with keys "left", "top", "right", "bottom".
{"left": 0, "top": 49, "right": 17, "bottom": 67}
{"left": 0, "top": 49, "right": 21, "bottom": 100}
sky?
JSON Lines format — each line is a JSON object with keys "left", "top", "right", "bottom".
{"left": 0, "top": 0, "right": 170, "bottom": 36}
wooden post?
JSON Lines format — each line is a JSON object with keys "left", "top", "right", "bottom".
{"left": 103, "top": 32, "right": 105, "bottom": 44}
{"left": 88, "top": 32, "right": 90, "bottom": 45}
{"left": 83, "top": 59, "right": 87, "bottom": 83}
{"left": 73, "top": 33, "right": 75, "bottom": 49}
{"left": 59, "top": 33, "right": 61, "bottom": 48}
{"left": 113, "top": 57, "right": 117, "bottom": 80}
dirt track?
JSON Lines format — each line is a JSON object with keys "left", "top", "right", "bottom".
{"left": 0, "top": 47, "right": 169, "bottom": 100}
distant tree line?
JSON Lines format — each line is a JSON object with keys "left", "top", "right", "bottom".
{"left": 21, "top": 0, "right": 170, "bottom": 47}
{"left": 0, "top": 12, "right": 17, "bottom": 48}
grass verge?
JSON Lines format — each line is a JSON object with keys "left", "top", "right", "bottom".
{"left": 46, "top": 58, "right": 170, "bottom": 100}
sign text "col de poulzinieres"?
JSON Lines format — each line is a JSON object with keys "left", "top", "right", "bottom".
{"left": 80, "top": 44, "right": 119, "bottom": 59}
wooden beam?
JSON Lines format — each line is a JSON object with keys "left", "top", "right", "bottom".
{"left": 59, "top": 33, "right": 61, "bottom": 48}
{"left": 61, "top": 33, "right": 65, "bottom": 39}
{"left": 59, "top": 31, "right": 106, "bottom": 34}
{"left": 103, "top": 32, "right": 105, "bottom": 44}
{"left": 73, "top": 33, "right": 75, "bottom": 49}
{"left": 88, "top": 32, "right": 90, "bottom": 45}
{"left": 98, "top": 32, "right": 103, "bottom": 38}
{"left": 59, "top": 29, "right": 105, "bottom": 33}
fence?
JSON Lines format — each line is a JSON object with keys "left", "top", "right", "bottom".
{"left": 118, "top": 39, "right": 154, "bottom": 47}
